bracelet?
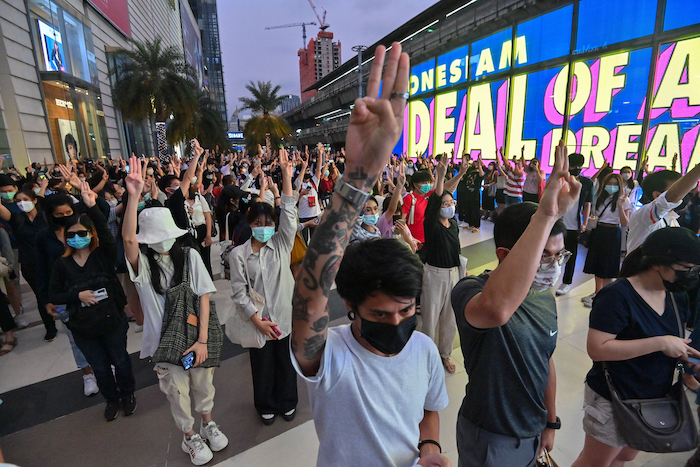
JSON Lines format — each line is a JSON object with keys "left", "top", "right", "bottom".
{"left": 198, "top": 341, "right": 207, "bottom": 345}
{"left": 417, "top": 439, "right": 441, "bottom": 453}
{"left": 275, "top": 196, "right": 281, "bottom": 199}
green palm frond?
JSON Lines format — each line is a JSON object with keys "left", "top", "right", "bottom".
{"left": 239, "top": 81, "right": 285, "bottom": 116}
{"left": 243, "top": 114, "right": 292, "bottom": 152}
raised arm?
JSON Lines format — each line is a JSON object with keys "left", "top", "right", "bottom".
{"left": 462, "top": 141, "right": 581, "bottom": 328}
{"left": 181, "top": 140, "right": 204, "bottom": 195}
{"left": 121, "top": 155, "right": 145, "bottom": 273}
{"left": 443, "top": 156, "right": 468, "bottom": 194}
{"left": 384, "top": 164, "right": 405, "bottom": 219}
{"left": 666, "top": 163, "right": 700, "bottom": 204}
{"left": 314, "top": 143, "right": 324, "bottom": 182}
{"left": 292, "top": 43, "right": 409, "bottom": 376}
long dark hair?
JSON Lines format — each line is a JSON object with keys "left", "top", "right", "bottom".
{"left": 620, "top": 166, "right": 636, "bottom": 191}
{"left": 146, "top": 238, "right": 186, "bottom": 295}
{"left": 619, "top": 247, "right": 675, "bottom": 278}
{"left": 596, "top": 173, "right": 624, "bottom": 212}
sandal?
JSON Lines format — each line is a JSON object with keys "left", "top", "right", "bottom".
{"left": 0, "top": 337, "right": 18, "bottom": 356}
{"left": 442, "top": 357, "right": 456, "bottom": 374}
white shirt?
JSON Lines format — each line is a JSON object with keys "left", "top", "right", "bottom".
{"left": 594, "top": 196, "right": 632, "bottom": 225}
{"left": 220, "top": 164, "right": 231, "bottom": 176}
{"left": 127, "top": 248, "right": 217, "bottom": 358}
{"left": 189, "top": 193, "right": 210, "bottom": 226}
{"left": 291, "top": 325, "right": 448, "bottom": 467}
{"left": 297, "top": 175, "right": 322, "bottom": 218}
{"left": 627, "top": 191, "right": 681, "bottom": 252}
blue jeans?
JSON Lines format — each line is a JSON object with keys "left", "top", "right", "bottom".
{"left": 72, "top": 318, "right": 135, "bottom": 402}
{"left": 65, "top": 325, "right": 89, "bottom": 369}
{"left": 504, "top": 195, "right": 522, "bottom": 206}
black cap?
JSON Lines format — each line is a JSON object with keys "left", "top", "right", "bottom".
{"left": 221, "top": 184, "right": 247, "bottom": 200}
{"left": 641, "top": 227, "right": 700, "bottom": 264}
{"left": 207, "top": 158, "right": 216, "bottom": 165}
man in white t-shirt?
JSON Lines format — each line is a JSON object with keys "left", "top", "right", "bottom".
{"left": 295, "top": 143, "right": 325, "bottom": 242}
{"left": 291, "top": 43, "right": 450, "bottom": 467}
{"left": 627, "top": 163, "right": 700, "bottom": 252}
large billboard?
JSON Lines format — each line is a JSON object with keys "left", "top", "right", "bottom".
{"left": 88, "top": 0, "right": 130, "bottom": 37}
{"left": 396, "top": 0, "right": 700, "bottom": 176}
{"left": 180, "top": 0, "right": 204, "bottom": 89}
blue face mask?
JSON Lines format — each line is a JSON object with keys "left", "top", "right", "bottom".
{"left": 418, "top": 184, "right": 432, "bottom": 194}
{"left": 363, "top": 213, "right": 378, "bottom": 226}
{"left": 67, "top": 235, "right": 91, "bottom": 250}
{"left": 604, "top": 185, "right": 620, "bottom": 194}
{"left": 143, "top": 193, "right": 151, "bottom": 202}
{"left": 137, "top": 201, "right": 146, "bottom": 211}
{"left": 324, "top": 170, "right": 330, "bottom": 176}
{"left": 252, "top": 226, "right": 275, "bottom": 243}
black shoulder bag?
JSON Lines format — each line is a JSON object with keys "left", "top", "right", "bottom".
{"left": 603, "top": 294, "right": 698, "bottom": 453}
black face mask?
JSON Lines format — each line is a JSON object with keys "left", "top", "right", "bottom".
{"left": 359, "top": 314, "right": 417, "bottom": 355}
{"left": 569, "top": 168, "right": 582, "bottom": 177}
{"left": 662, "top": 269, "right": 700, "bottom": 293}
{"left": 52, "top": 214, "right": 73, "bottom": 227}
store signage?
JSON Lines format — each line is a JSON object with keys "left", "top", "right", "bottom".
{"left": 55, "top": 98, "right": 73, "bottom": 109}
{"left": 88, "top": 0, "right": 131, "bottom": 37}
{"left": 228, "top": 132, "right": 244, "bottom": 140}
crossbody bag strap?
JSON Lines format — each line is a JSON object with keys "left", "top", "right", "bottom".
{"left": 241, "top": 249, "right": 255, "bottom": 292}
{"left": 670, "top": 293, "right": 683, "bottom": 338}
{"left": 225, "top": 211, "right": 230, "bottom": 241}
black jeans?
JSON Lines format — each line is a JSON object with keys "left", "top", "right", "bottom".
{"left": 0, "top": 290, "right": 15, "bottom": 333}
{"left": 72, "top": 317, "right": 135, "bottom": 403}
{"left": 21, "top": 262, "right": 56, "bottom": 334}
{"left": 563, "top": 229, "right": 580, "bottom": 285}
{"left": 464, "top": 189, "right": 482, "bottom": 228}
{"left": 248, "top": 335, "right": 298, "bottom": 415}
{"left": 195, "top": 224, "right": 213, "bottom": 279}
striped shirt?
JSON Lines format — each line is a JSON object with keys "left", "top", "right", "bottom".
{"left": 504, "top": 170, "right": 525, "bottom": 198}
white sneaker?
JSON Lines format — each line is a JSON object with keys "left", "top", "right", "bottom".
{"left": 581, "top": 292, "right": 596, "bottom": 303}
{"left": 200, "top": 420, "right": 229, "bottom": 452}
{"left": 83, "top": 374, "right": 99, "bottom": 397}
{"left": 133, "top": 324, "right": 143, "bottom": 333}
{"left": 555, "top": 284, "right": 571, "bottom": 296}
{"left": 182, "top": 433, "right": 213, "bottom": 465}
{"left": 14, "top": 313, "right": 28, "bottom": 329}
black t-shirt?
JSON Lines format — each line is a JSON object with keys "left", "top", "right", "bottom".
{"left": 422, "top": 192, "right": 460, "bottom": 268}
{"left": 451, "top": 272, "right": 557, "bottom": 438}
{"left": 586, "top": 279, "right": 688, "bottom": 400}
{"left": 9, "top": 210, "right": 49, "bottom": 264}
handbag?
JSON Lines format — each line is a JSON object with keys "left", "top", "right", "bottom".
{"left": 487, "top": 183, "right": 497, "bottom": 197}
{"left": 536, "top": 449, "right": 559, "bottom": 467}
{"left": 152, "top": 248, "right": 223, "bottom": 368}
{"left": 291, "top": 232, "right": 307, "bottom": 265}
{"left": 224, "top": 248, "right": 267, "bottom": 349}
{"left": 587, "top": 200, "right": 612, "bottom": 231}
{"left": 603, "top": 294, "right": 698, "bottom": 453}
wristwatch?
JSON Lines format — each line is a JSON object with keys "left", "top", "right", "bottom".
{"left": 335, "top": 176, "right": 371, "bottom": 209}
{"left": 546, "top": 416, "right": 561, "bottom": 430}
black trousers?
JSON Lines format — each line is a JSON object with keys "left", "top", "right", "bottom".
{"left": 298, "top": 216, "right": 317, "bottom": 245}
{"left": 523, "top": 192, "right": 539, "bottom": 203}
{"left": 195, "top": 224, "right": 213, "bottom": 279}
{"left": 457, "top": 188, "right": 468, "bottom": 221}
{"left": 72, "top": 318, "right": 135, "bottom": 403}
{"left": 21, "top": 262, "right": 56, "bottom": 334}
{"left": 248, "top": 335, "right": 298, "bottom": 415}
{"left": 563, "top": 229, "right": 580, "bottom": 285}
{"left": 0, "top": 290, "right": 15, "bottom": 333}
{"left": 464, "top": 189, "right": 482, "bottom": 228}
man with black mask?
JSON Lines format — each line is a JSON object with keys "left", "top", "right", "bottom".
{"left": 556, "top": 153, "right": 593, "bottom": 296}
{"left": 291, "top": 43, "right": 450, "bottom": 467}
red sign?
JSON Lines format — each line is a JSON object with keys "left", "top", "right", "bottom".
{"left": 88, "top": 0, "right": 131, "bottom": 37}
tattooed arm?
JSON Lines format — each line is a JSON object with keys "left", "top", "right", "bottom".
{"left": 292, "top": 43, "right": 410, "bottom": 377}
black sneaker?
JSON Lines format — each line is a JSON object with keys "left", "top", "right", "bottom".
{"left": 282, "top": 408, "right": 296, "bottom": 422}
{"left": 104, "top": 400, "right": 120, "bottom": 421}
{"left": 122, "top": 394, "right": 137, "bottom": 416}
{"left": 44, "top": 329, "right": 57, "bottom": 342}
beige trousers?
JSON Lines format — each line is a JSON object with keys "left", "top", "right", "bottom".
{"left": 421, "top": 264, "right": 459, "bottom": 359}
{"left": 154, "top": 363, "right": 216, "bottom": 433}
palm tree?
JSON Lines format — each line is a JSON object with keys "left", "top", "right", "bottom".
{"left": 167, "top": 91, "right": 230, "bottom": 151}
{"left": 239, "top": 81, "right": 292, "bottom": 151}
{"left": 111, "top": 38, "right": 198, "bottom": 157}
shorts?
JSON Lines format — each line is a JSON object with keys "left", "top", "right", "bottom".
{"left": 582, "top": 383, "right": 626, "bottom": 448}
{"left": 504, "top": 194, "right": 522, "bottom": 206}
{"left": 496, "top": 188, "right": 505, "bottom": 204}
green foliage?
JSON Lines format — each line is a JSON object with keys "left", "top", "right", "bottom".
{"left": 167, "top": 91, "right": 230, "bottom": 150}
{"left": 239, "top": 81, "right": 292, "bottom": 150}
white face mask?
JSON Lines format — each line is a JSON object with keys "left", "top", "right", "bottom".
{"left": 531, "top": 262, "right": 562, "bottom": 292}
{"left": 107, "top": 199, "right": 118, "bottom": 208}
{"left": 621, "top": 173, "right": 631, "bottom": 181}
{"left": 17, "top": 200, "right": 34, "bottom": 213}
{"left": 440, "top": 206, "right": 455, "bottom": 219}
{"left": 149, "top": 238, "right": 176, "bottom": 254}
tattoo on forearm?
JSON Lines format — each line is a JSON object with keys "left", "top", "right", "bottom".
{"left": 292, "top": 288, "right": 311, "bottom": 322}
{"left": 310, "top": 316, "right": 329, "bottom": 333}
{"left": 304, "top": 334, "right": 326, "bottom": 360}
{"left": 319, "top": 255, "right": 341, "bottom": 296}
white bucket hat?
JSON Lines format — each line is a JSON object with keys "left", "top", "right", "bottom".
{"left": 135, "top": 207, "right": 188, "bottom": 244}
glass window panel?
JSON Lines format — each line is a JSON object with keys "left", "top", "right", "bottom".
{"left": 515, "top": 5, "right": 573, "bottom": 67}
{"left": 575, "top": 0, "right": 657, "bottom": 53}
{"left": 470, "top": 28, "right": 513, "bottom": 81}
{"left": 664, "top": 0, "right": 700, "bottom": 31}
{"left": 436, "top": 44, "right": 469, "bottom": 90}
{"left": 409, "top": 60, "right": 436, "bottom": 98}
{"left": 63, "top": 12, "right": 90, "bottom": 81}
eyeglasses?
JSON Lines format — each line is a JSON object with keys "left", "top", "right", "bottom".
{"left": 441, "top": 200, "right": 456, "bottom": 208}
{"left": 66, "top": 230, "right": 90, "bottom": 239}
{"left": 540, "top": 250, "right": 572, "bottom": 270}
{"left": 672, "top": 265, "right": 700, "bottom": 278}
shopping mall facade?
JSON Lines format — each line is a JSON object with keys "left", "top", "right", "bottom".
{"left": 0, "top": 0, "right": 199, "bottom": 170}
{"left": 285, "top": 0, "right": 700, "bottom": 176}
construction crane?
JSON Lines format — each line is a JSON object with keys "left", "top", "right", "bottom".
{"left": 265, "top": 22, "right": 317, "bottom": 50}
{"left": 307, "top": 0, "right": 329, "bottom": 30}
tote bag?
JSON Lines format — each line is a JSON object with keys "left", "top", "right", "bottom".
{"left": 225, "top": 248, "right": 266, "bottom": 349}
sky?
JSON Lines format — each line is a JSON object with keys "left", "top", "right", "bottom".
{"left": 217, "top": 0, "right": 440, "bottom": 118}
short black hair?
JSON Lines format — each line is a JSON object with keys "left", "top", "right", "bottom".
{"left": 410, "top": 170, "right": 431, "bottom": 188}
{"left": 336, "top": 238, "right": 423, "bottom": 308}
{"left": 568, "top": 153, "right": 584, "bottom": 167}
{"left": 641, "top": 170, "right": 681, "bottom": 204}
{"left": 246, "top": 201, "right": 277, "bottom": 225}
{"left": 158, "top": 174, "right": 179, "bottom": 192}
{"left": 493, "top": 202, "right": 565, "bottom": 250}
{"left": 0, "top": 175, "right": 16, "bottom": 189}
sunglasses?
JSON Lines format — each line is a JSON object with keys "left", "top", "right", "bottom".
{"left": 66, "top": 230, "right": 90, "bottom": 239}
